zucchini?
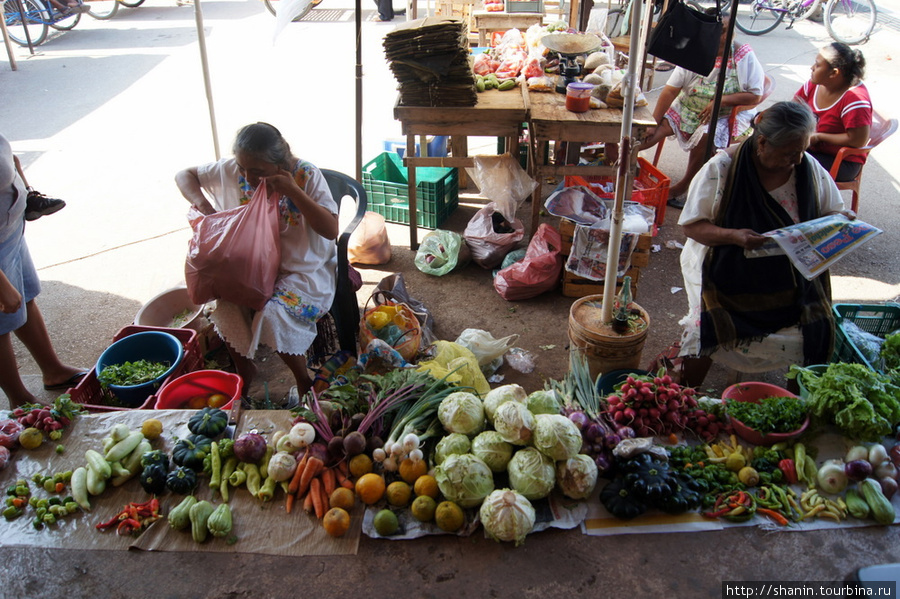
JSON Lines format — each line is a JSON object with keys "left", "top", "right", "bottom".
{"left": 859, "top": 478, "right": 895, "bottom": 525}
{"left": 86, "top": 465, "right": 106, "bottom": 496}
{"left": 84, "top": 449, "right": 112, "bottom": 480}
{"left": 189, "top": 500, "right": 215, "bottom": 543}
{"left": 168, "top": 495, "right": 197, "bottom": 530}
{"left": 71, "top": 467, "right": 90, "bottom": 511}
{"left": 105, "top": 431, "right": 145, "bottom": 463}
{"left": 498, "top": 79, "right": 516, "bottom": 91}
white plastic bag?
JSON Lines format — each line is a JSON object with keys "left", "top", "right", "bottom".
{"left": 348, "top": 211, "right": 392, "bottom": 265}
{"left": 466, "top": 155, "right": 538, "bottom": 222}
{"left": 463, "top": 202, "right": 525, "bottom": 269}
{"left": 455, "top": 328, "right": 520, "bottom": 368}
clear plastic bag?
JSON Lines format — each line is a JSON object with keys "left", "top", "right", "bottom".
{"left": 463, "top": 202, "right": 525, "bottom": 269}
{"left": 455, "top": 328, "right": 520, "bottom": 369}
{"left": 348, "top": 211, "right": 392, "bottom": 265}
{"left": 414, "top": 230, "right": 470, "bottom": 276}
{"left": 466, "top": 155, "right": 538, "bottom": 222}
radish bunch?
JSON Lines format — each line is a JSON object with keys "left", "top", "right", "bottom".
{"left": 11, "top": 406, "right": 69, "bottom": 433}
{"left": 603, "top": 374, "right": 722, "bottom": 441}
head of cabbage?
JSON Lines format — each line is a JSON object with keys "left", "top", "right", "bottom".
{"left": 434, "top": 453, "right": 495, "bottom": 508}
{"left": 433, "top": 433, "right": 471, "bottom": 466}
{"left": 438, "top": 391, "right": 485, "bottom": 436}
{"left": 507, "top": 447, "right": 555, "bottom": 500}
{"left": 533, "top": 414, "right": 583, "bottom": 461}
{"left": 556, "top": 454, "right": 599, "bottom": 500}
{"left": 471, "top": 431, "right": 514, "bottom": 473}
{"left": 479, "top": 489, "right": 535, "bottom": 546}
{"left": 492, "top": 401, "right": 534, "bottom": 446}
{"left": 525, "top": 389, "right": 561, "bottom": 416}
{"left": 482, "top": 384, "right": 527, "bottom": 423}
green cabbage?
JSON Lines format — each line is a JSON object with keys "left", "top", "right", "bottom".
{"left": 556, "top": 454, "right": 599, "bottom": 500}
{"left": 479, "top": 489, "right": 535, "bottom": 546}
{"left": 507, "top": 447, "right": 555, "bottom": 500}
{"left": 434, "top": 453, "right": 495, "bottom": 508}
{"left": 525, "top": 390, "right": 561, "bottom": 415}
{"left": 493, "top": 401, "right": 534, "bottom": 446}
{"left": 483, "top": 384, "right": 527, "bottom": 423}
{"left": 433, "top": 433, "right": 472, "bottom": 466}
{"left": 471, "top": 431, "right": 514, "bottom": 472}
{"left": 438, "top": 391, "right": 485, "bottom": 436}
{"left": 532, "top": 414, "right": 583, "bottom": 461}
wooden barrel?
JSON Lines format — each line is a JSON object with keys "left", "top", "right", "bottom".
{"left": 568, "top": 296, "right": 650, "bottom": 381}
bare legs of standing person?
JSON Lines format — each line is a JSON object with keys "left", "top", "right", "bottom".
{"left": 0, "top": 300, "right": 85, "bottom": 408}
{"left": 278, "top": 352, "right": 313, "bottom": 398}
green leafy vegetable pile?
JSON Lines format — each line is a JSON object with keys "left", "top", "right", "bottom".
{"left": 98, "top": 359, "right": 170, "bottom": 388}
{"left": 790, "top": 363, "right": 900, "bottom": 441}
{"left": 881, "top": 330, "right": 900, "bottom": 372}
{"left": 725, "top": 396, "right": 808, "bottom": 434}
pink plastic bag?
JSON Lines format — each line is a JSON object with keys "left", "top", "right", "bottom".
{"left": 493, "top": 223, "right": 563, "bottom": 301}
{"left": 184, "top": 180, "right": 281, "bottom": 311}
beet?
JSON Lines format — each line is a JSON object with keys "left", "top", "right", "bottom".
{"left": 343, "top": 431, "right": 367, "bottom": 456}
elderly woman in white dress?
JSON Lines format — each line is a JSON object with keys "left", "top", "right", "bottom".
{"left": 176, "top": 123, "right": 338, "bottom": 398}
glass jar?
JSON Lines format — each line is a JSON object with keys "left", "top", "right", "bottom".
{"left": 565, "top": 82, "right": 593, "bottom": 113}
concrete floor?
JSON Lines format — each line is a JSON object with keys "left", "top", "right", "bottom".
{"left": 3, "top": 2, "right": 900, "bottom": 597}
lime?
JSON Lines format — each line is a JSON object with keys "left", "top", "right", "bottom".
{"left": 410, "top": 495, "right": 437, "bottom": 523}
{"left": 373, "top": 509, "right": 399, "bottom": 536}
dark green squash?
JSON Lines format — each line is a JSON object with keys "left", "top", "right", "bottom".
{"left": 166, "top": 465, "right": 199, "bottom": 495}
{"left": 172, "top": 434, "right": 213, "bottom": 471}
{"left": 140, "top": 463, "right": 168, "bottom": 495}
{"left": 623, "top": 453, "right": 676, "bottom": 502}
{"left": 188, "top": 407, "right": 229, "bottom": 438}
{"left": 140, "top": 449, "right": 170, "bottom": 471}
{"left": 599, "top": 477, "right": 647, "bottom": 520}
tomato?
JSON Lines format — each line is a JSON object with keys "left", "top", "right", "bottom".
{"left": 207, "top": 394, "right": 229, "bottom": 409}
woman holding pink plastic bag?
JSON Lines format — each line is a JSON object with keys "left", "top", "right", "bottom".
{"left": 175, "top": 123, "right": 338, "bottom": 399}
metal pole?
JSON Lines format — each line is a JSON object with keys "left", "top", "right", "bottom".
{"left": 704, "top": 6, "right": 736, "bottom": 161}
{"left": 14, "top": 0, "right": 36, "bottom": 56}
{"left": 600, "top": 0, "right": 642, "bottom": 325}
{"left": 355, "top": 0, "right": 363, "bottom": 181}
{"left": 193, "top": 0, "right": 220, "bottom": 160}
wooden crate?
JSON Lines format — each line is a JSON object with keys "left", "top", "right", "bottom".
{"left": 558, "top": 218, "right": 651, "bottom": 298}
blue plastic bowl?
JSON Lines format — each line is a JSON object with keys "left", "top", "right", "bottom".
{"left": 96, "top": 331, "right": 184, "bottom": 407}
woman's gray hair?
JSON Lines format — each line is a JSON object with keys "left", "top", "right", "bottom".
{"left": 820, "top": 42, "right": 866, "bottom": 86}
{"left": 752, "top": 101, "right": 816, "bottom": 147}
{"left": 232, "top": 122, "right": 292, "bottom": 168}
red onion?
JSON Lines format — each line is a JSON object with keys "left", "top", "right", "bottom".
{"left": 880, "top": 476, "right": 898, "bottom": 500}
{"left": 233, "top": 432, "right": 267, "bottom": 463}
{"left": 845, "top": 459, "right": 873, "bottom": 482}
{"left": 568, "top": 411, "right": 590, "bottom": 431}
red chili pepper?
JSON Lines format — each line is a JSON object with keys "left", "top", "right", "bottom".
{"left": 96, "top": 514, "right": 125, "bottom": 530}
{"left": 779, "top": 458, "right": 798, "bottom": 485}
{"left": 703, "top": 506, "right": 732, "bottom": 519}
{"left": 116, "top": 518, "right": 142, "bottom": 536}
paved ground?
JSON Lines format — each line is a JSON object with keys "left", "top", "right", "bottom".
{"left": 2, "top": 2, "right": 900, "bottom": 597}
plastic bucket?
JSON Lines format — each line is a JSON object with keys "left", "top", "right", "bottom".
{"left": 596, "top": 368, "right": 652, "bottom": 397}
{"left": 96, "top": 331, "right": 184, "bottom": 407}
{"left": 155, "top": 370, "right": 242, "bottom": 410}
{"left": 134, "top": 286, "right": 206, "bottom": 332}
{"left": 568, "top": 296, "right": 650, "bottom": 381}
{"left": 796, "top": 364, "right": 829, "bottom": 400}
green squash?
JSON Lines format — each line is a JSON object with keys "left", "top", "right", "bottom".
{"left": 188, "top": 407, "right": 229, "bottom": 438}
{"left": 166, "top": 465, "right": 199, "bottom": 495}
{"left": 172, "top": 434, "right": 213, "bottom": 470}
{"left": 140, "top": 463, "right": 168, "bottom": 495}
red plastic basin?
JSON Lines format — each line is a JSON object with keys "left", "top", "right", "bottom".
{"left": 722, "top": 382, "right": 809, "bottom": 446}
{"left": 154, "top": 369, "right": 242, "bottom": 410}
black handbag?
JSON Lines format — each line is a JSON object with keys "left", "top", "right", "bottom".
{"left": 647, "top": 0, "right": 722, "bottom": 77}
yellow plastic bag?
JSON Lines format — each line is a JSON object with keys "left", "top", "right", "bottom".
{"left": 416, "top": 341, "right": 491, "bottom": 397}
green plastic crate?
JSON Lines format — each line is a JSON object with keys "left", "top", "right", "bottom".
{"left": 832, "top": 303, "right": 900, "bottom": 371}
{"left": 362, "top": 152, "right": 458, "bottom": 229}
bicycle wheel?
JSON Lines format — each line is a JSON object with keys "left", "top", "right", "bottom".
{"left": 118, "top": 0, "right": 143, "bottom": 7}
{"left": 49, "top": 7, "right": 80, "bottom": 29}
{"left": 734, "top": 0, "right": 785, "bottom": 35}
{"left": 824, "top": 0, "right": 876, "bottom": 45}
{"left": 792, "top": 0, "right": 822, "bottom": 21}
{"left": 86, "top": 0, "right": 119, "bottom": 19}
{"left": 263, "top": 0, "right": 318, "bottom": 22}
{"left": 3, "top": 0, "right": 49, "bottom": 46}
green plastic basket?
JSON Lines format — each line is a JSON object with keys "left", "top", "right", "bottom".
{"left": 362, "top": 152, "right": 458, "bottom": 229}
{"left": 832, "top": 303, "right": 900, "bottom": 371}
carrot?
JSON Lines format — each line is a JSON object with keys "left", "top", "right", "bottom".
{"left": 302, "top": 491, "right": 315, "bottom": 514}
{"left": 286, "top": 492, "right": 296, "bottom": 515}
{"left": 310, "top": 478, "right": 325, "bottom": 519}
{"left": 297, "top": 456, "right": 324, "bottom": 498}
{"left": 336, "top": 460, "right": 350, "bottom": 478}
{"left": 288, "top": 452, "right": 310, "bottom": 494}
{"left": 320, "top": 479, "right": 331, "bottom": 515}
{"left": 322, "top": 468, "right": 337, "bottom": 497}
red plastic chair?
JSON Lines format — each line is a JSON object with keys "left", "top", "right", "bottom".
{"left": 827, "top": 110, "right": 898, "bottom": 215}
{"left": 651, "top": 74, "right": 776, "bottom": 166}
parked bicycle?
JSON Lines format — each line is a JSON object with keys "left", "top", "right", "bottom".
{"left": 263, "top": 0, "right": 323, "bottom": 22}
{"left": 732, "top": 0, "right": 877, "bottom": 45}
{"left": 2, "top": 0, "right": 134, "bottom": 46}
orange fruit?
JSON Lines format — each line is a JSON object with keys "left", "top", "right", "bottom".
{"left": 207, "top": 393, "right": 229, "bottom": 408}
{"left": 140, "top": 419, "right": 163, "bottom": 440}
{"left": 18, "top": 427, "right": 43, "bottom": 450}
{"left": 187, "top": 395, "right": 208, "bottom": 409}
{"left": 413, "top": 474, "right": 439, "bottom": 499}
{"left": 330, "top": 487, "right": 356, "bottom": 511}
{"left": 355, "top": 473, "right": 386, "bottom": 505}
{"left": 322, "top": 507, "right": 351, "bottom": 538}
{"left": 349, "top": 453, "right": 373, "bottom": 478}
{"left": 386, "top": 481, "right": 412, "bottom": 507}
{"left": 435, "top": 501, "right": 465, "bottom": 533}
{"left": 410, "top": 495, "right": 437, "bottom": 522}
{"left": 398, "top": 457, "right": 427, "bottom": 484}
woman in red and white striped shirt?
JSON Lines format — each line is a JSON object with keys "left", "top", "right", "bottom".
{"left": 794, "top": 42, "right": 872, "bottom": 183}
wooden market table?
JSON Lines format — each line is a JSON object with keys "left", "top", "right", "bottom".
{"left": 471, "top": 11, "right": 544, "bottom": 47}
{"left": 393, "top": 88, "right": 528, "bottom": 250}
{"left": 527, "top": 91, "right": 656, "bottom": 236}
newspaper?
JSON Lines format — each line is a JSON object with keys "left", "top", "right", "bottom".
{"left": 744, "top": 214, "right": 882, "bottom": 280}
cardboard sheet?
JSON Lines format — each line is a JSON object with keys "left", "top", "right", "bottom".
{"left": 0, "top": 410, "right": 361, "bottom": 556}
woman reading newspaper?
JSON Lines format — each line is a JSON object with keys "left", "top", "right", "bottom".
{"left": 674, "top": 102, "right": 853, "bottom": 387}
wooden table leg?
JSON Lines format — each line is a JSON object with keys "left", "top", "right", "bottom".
{"left": 530, "top": 134, "right": 545, "bottom": 237}
{"left": 451, "top": 136, "right": 468, "bottom": 188}
{"left": 406, "top": 133, "right": 419, "bottom": 250}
